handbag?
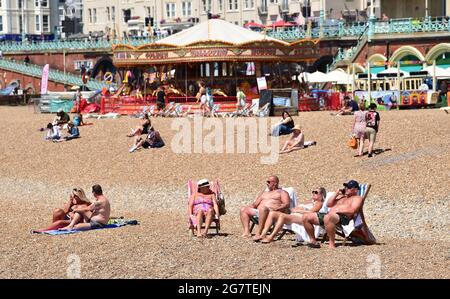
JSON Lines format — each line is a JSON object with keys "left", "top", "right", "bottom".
{"left": 348, "top": 136, "right": 358, "bottom": 149}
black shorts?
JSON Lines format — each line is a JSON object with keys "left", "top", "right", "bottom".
{"left": 142, "top": 141, "right": 151, "bottom": 149}
{"left": 337, "top": 213, "right": 351, "bottom": 226}
{"left": 157, "top": 102, "right": 165, "bottom": 110}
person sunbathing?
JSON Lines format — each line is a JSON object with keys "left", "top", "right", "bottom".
{"left": 127, "top": 113, "right": 151, "bottom": 137}
{"left": 239, "top": 175, "right": 290, "bottom": 238}
{"left": 33, "top": 188, "right": 91, "bottom": 232}
{"left": 255, "top": 187, "right": 326, "bottom": 243}
{"left": 129, "top": 126, "right": 165, "bottom": 152}
{"left": 59, "top": 184, "right": 111, "bottom": 231}
{"left": 188, "top": 179, "right": 220, "bottom": 238}
{"left": 280, "top": 125, "right": 316, "bottom": 154}
{"left": 303, "top": 180, "right": 363, "bottom": 248}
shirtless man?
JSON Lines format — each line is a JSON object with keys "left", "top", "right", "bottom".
{"left": 239, "top": 176, "right": 290, "bottom": 238}
{"left": 60, "top": 184, "right": 111, "bottom": 231}
{"left": 303, "top": 180, "right": 363, "bottom": 248}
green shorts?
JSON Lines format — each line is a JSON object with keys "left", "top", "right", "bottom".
{"left": 317, "top": 213, "right": 327, "bottom": 226}
{"left": 365, "top": 127, "right": 377, "bottom": 143}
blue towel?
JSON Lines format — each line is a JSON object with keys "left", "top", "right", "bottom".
{"left": 33, "top": 223, "right": 127, "bottom": 235}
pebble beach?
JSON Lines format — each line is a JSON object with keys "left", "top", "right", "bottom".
{"left": 0, "top": 106, "right": 448, "bottom": 279}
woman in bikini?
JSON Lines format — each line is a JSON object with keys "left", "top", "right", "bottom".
{"left": 33, "top": 188, "right": 91, "bottom": 232}
{"left": 188, "top": 179, "right": 219, "bottom": 237}
{"left": 255, "top": 187, "right": 326, "bottom": 243}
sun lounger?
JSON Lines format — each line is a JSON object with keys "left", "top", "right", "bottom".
{"left": 187, "top": 179, "right": 225, "bottom": 236}
{"left": 210, "top": 104, "right": 221, "bottom": 117}
{"left": 161, "top": 102, "right": 175, "bottom": 117}
{"left": 256, "top": 103, "right": 270, "bottom": 117}
{"left": 440, "top": 106, "right": 450, "bottom": 114}
{"left": 167, "top": 103, "right": 182, "bottom": 117}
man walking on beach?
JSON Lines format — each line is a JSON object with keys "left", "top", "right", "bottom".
{"left": 303, "top": 180, "right": 363, "bottom": 248}
{"left": 60, "top": 184, "right": 111, "bottom": 231}
{"left": 239, "top": 176, "right": 290, "bottom": 238}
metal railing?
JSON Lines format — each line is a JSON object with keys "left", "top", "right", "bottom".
{"left": 328, "top": 24, "right": 369, "bottom": 71}
{"left": 0, "top": 58, "right": 113, "bottom": 90}
{"left": 0, "top": 17, "right": 449, "bottom": 53}
{"left": 0, "top": 36, "right": 159, "bottom": 53}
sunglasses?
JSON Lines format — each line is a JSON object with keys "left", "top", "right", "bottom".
{"left": 312, "top": 190, "right": 319, "bottom": 195}
{"left": 267, "top": 181, "right": 275, "bottom": 184}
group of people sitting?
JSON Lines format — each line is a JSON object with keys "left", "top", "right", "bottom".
{"left": 239, "top": 175, "right": 363, "bottom": 249}
{"left": 271, "top": 111, "right": 317, "bottom": 154}
{"left": 44, "top": 109, "right": 84, "bottom": 142}
{"left": 34, "top": 184, "right": 111, "bottom": 233}
{"left": 127, "top": 114, "right": 165, "bottom": 152}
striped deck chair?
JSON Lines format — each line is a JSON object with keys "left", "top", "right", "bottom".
{"left": 249, "top": 187, "right": 297, "bottom": 240}
{"left": 242, "top": 102, "right": 258, "bottom": 117}
{"left": 187, "top": 179, "right": 225, "bottom": 236}
{"left": 210, "top": 104, "right": 221, "bottom": 117}
{"left": 162, "top": 102, "right": 175, "bottom": 117}
{"left": 292, "top": 184, "right": 376, "bottom": 246}
{"left": 256, "top": 103, "right": 270, "bottom": 117}
{"left": 168, "top": 103, "right": 182, "bottom": 117}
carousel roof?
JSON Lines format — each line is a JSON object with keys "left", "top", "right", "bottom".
{"left": 155, "top": 19, "right": 289, "bottom": 47}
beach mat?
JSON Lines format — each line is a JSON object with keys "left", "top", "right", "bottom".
{"left": 32, "top": 219, "right": 139, "bottom": 235}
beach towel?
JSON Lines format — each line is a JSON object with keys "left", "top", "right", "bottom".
{"left": 32, "top": 219, "right": 139, "bottom": 235}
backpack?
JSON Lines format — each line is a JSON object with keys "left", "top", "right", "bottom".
{"left": 216, "top": 192, "right": 227, "bottom": 216}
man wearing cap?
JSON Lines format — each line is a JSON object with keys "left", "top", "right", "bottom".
{"left": 239, "top": 175, "right": 290, "bottom": 238}
{"left": 303, "top": 180, "right": 363, "bottom": 248}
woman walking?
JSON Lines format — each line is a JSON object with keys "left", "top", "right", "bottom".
{"left": 352, "top": 102, "right": 367, "bottom": 157}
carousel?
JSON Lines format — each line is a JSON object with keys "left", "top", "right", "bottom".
{"left": 109, "top": 19, "right": 320, "bottom": 113}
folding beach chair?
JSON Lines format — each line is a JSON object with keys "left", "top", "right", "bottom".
{"left": 210, "top": 104, "right": 221, "bottom": 117}
{"left": 187, "top": 179, "right": 225, "bottom": 236}
{"left": 161, "top": 102, "right": 175, "bottom": 117}
{"left": 242, "top": 102, "right": 258, "bottom": 117}
{"left": 255, "top": 103, "right": 270, "bottom": 117}
{"left": 168, "top": 103, "right": 182, "bottom": 117}
{"left": 249, "top": 187, "right": 297, "bottom": 240}
{"left": 334, "top": 183, "right": 376, "bottom": 245}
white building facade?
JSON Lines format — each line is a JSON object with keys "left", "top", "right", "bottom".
{"left": 82, "top": 0, "right": 450, "bottom": 38}
{"left": 0, "top": 0, "right": 57, "bottom": 38}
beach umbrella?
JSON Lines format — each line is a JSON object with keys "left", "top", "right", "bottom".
{"left": 244, "top": 22, "right": 265, "bottom": 29}
{"left": 305, "top": 71, "right": 328, "bottom": 83}
{"left": 325, "top": 69, "right": 352, "bottom": 84}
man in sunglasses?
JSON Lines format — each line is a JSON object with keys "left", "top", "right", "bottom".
{"left": 239, "top": 175, "right": 290, "bottom": 238}
{"left": 303, "top": 180, "right": 363, "bottom": 249}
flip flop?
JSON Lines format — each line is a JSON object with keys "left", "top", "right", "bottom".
{"left": 307, "top": 243, "right": 321, "bottom": 249}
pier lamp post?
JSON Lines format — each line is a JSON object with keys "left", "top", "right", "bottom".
{"left": 21, "top": 0, "right": 26, "bottom": 43}
{"left": 319, "top": 0, "right": 324, "bottom": 38}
